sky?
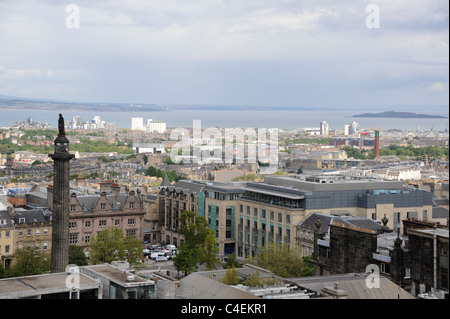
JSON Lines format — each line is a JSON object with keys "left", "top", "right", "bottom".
{"left": 0, "top": 0, "right": 448, "bottom": 111}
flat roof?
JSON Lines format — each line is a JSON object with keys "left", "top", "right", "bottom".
{"left": 264, "top": 175, "right": 404, "bottom": 192}
{"left": 409, "top": 228, "right": 449, "bottom": 238}
{"left": 0, "top": 272, "right": 101, "bottom": 299}
{"left": 83, "top": 264, "right": 151, "bottom": 287}
{"left": 243, "top": 185, "right": 304, "bottom": 199}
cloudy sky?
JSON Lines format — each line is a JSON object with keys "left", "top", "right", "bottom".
{"left": 0, "top": 0, "right": 448, "bottom": 111}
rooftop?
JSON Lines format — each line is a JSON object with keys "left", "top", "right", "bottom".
{"left": 289, "top": 273, "right": 414, "bottom": 299}
{"left": 0, "top": 272, "right": 101, "bottom": 299}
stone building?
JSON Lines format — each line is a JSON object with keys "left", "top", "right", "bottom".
{"left": 408, "top": 228, "right": 449, "bottom": 296}
{"left": 12, "top": 208, "right": 53, "bottom": 255}
{"left": 0, "top": 206, "right": 15, "bottom": 268}
{"left": 310, "top": 214, "right": 387, "bottom": 276}
{"left": 63, "top": 180, "right": 146, "bottom": 253}
{"left": 310, "top": 215, "right": 449, "bottom": 298}
{"left": 157, "top": 180, "right": 206, "bottom": 247}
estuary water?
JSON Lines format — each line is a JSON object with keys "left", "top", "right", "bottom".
{"left": 0, "top": 108, "right": 448, "bottom": 132}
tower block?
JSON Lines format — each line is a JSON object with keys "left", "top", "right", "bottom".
{"left": 49, "top": 114, "right": 75, "bottom": 273}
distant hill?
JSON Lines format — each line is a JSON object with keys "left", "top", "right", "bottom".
{"left": 353, "top": 111, "right": 447, "bottom": 119}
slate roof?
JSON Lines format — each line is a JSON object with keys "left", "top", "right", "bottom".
{"left": 0, "top": 210, "right": 14, "bottom": 229}
{"left": 432, "top": 206, "right": 449, "bottom": 219}
{"left": 176, "top": 272, "right": 260, "bottom": 299}
{"left": 297, "top": 212, "right": 384, "bottom": 233}
{"left": 13, "top": 208, "right": 52, "bottom": 224}
{"left": 160, "top": 174, "right": 171, "bottom": 187}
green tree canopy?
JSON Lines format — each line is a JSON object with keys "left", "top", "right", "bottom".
{"left": 69, "top": 245, "right": 88, "bottom": 266}
{"left": 3, "top": 241, "right": 51, "bottom": 278}
{"left": 173, "top": 210, "right": 219, "bottom": 276}
{"left": 88, "top": 226, "right": 142, "bottom": 267}
{"left": 249, "top": 244, "right": 306, "bottom": 278}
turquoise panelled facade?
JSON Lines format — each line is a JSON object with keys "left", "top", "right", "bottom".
{"left": 198, "top": 192, "right": 204, "bottom": 217}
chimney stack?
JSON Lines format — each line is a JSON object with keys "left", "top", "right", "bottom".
{"left": 374, "top": 130, "right": 380, "bottom": 158}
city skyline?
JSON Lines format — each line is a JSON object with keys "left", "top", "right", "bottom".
{"left": 0, "top": 0, "right": 448, "bottom": 111}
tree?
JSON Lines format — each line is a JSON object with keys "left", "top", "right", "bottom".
{"left": 89, "top": 226, "right": 125, "bottom": 264}
{"left": 69, "top": 245, "right": 88, "bottom": 266}
{"left": 88, "top": 226, "right": 143, "bottom": 267}
{"left": 249, "top": 244, "right": 305, "bottom": 278}
{"left": 123, "top": 235, "right": 145, "bottom": 267}
{"left": 173, "top": 210, "right": 219, "bottom": 276}
{"left": 5, "top": 242, "right": 51, "bottom": 277}
{"left": 222, "top": 266, "right": 240, "bottom": 285}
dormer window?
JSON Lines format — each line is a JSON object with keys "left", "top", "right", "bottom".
{"left": 100, "top": 203, "right": 106, "bottom": 210}
{"left": 129, "top": 202, "right": 134, "bottom": 209}
{"left": 19, "top": 218, "right": 26, "bottom": 224}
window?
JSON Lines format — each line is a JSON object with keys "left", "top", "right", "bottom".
{"left": 254, "top": 207, "right": 258, "bottom": 217}
{"left": 85, "top": 234, "right": 91, "bottom": 243}
{"left": 27, "top": 229, "right": 32, "bottom": 236}
{"left": 18, "top": 230, "right": 24, "bottom": 237}
{"left": 270, "top": 211, "right": 274, "bottom": 220}
{"left": 43, "top": 228, "right": 48, "bottom": 235}
{"left": 129, "top": 202, "right": 134, "bottom": 209}
{"left": 19, "top": 218, "right": 25, "bottom": 224}
{"left": 278, "top": 213, "right": 282, "bottom": 223}
{"left": 36, "top": 229, "right": 41, "bottom": 236}
{"left": 425, "top": 264, "right": 432, "bottom": 276}
{"left": 69, "top": 222, "right": 77, "bottom": 229}
{"left": 286, "top": 214, "right": 290, "bottom": 225}
{"left": 423, "top": 210, "right": 428, "bottom": 222}
{"left": 70, "top": 205, "right": 76, "bottom": 212}
{"left": 404, "top": 267, "right": 411, "bottom": 279}
{"left": 381, "top": 263, "right": 390, "bottom": 274}
{"left": 126, "top": 230, "right": 137, "bottom": 237}
{"left": 100, "top": 203, "right": 106, "bottom": 210}
{"left": 69, "top": 234, "right": 78, "bottom": 245}
{"left": 128, "top": 218, "right": 136, "bottom": 226}
{"left": 261, "top": 209, "right": 266, "bottom": 219}
{"left": 85, "top": 221, "right": 91, "bottom": 228}
{"left": 115, "top": 219, "right": 120, "bottom": 226}
{"left": 43, "top": 242, "right": 48, "bottom": 250}
{"left": 99, "top": 220, "right": 107, "bottom": 227}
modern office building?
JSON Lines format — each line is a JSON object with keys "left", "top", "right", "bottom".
{"left": 155, "top": 174, "right": 434, "bottom": 261}
{"left": 264, "top": 175, "right": 433, "bottom": 234}
{"left": 320, "top": 121, "right": 329, "bottom": 136}
{"left": 131, "top": 117, "right": 166, "bottom": 133}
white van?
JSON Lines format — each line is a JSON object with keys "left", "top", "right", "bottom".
{"left": 150, "top": 252, "right": 165, "bottom": 260}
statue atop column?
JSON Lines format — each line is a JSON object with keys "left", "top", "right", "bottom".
{"left": 58, "top": 113, "right": 65, "bottom": 136}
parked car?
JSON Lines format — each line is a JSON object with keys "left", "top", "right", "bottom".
{"left": 155, "top": 256, "right": 168, "bottom": 262}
